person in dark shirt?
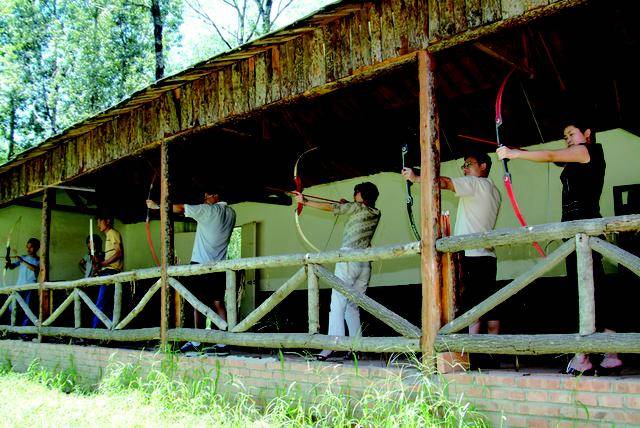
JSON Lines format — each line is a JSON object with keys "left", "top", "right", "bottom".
{"left": 497, "top": 121, "right": 622, "bottom": 376}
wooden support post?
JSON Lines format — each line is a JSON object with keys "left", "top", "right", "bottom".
{"left": 418, "top": 50, "right": 442, "bottom": 368}
{"left": 159, "top": 139, "right": 174, "bottom": 349}
{"left": 10, "top": 295, "right": 16, "bottom": 326}
{"left": 38, "top": 188, "right": 54, "bottom": 341}
{"left": 112, "top": 283, "right": 122, "bottom": 328}
{"left": 74, "top": 289, "right": 81, "bottom": 328}
{"left": 576, "top": 234, "right": 596, "bottom": 336}
{"left": 307, "top": 264, "right": 320, "bottom": 334}
{"left": 225, "top": 269, "right": 237, "bottom": 330}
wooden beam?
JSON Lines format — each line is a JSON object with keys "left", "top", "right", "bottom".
{"left": 315, "top": 265, "right": 421, "bottom": 338}
{"left": 590, "top": 236, "right": 640, "bottom": 277}
{"left": 167, "top": 277, "right": 227, "bottom": 330}
{"left": 115, "top": 279, "right": 161, "bottom": 330}
{"left": 225, "top": 269, "right": 237, "bottom": 330}
{"left": 576, "top": 234, "right": 596, "bottom": 336}
{"left": 0, "top": 241, "right": 421, "bottom": 294}
{"left": 418, "top": 50, "right": 442, "bottom": 366}
{"left": 231, "top": 267, "right": 306, "bottom": 333}
{"left": 0, "top": 325, "right": 160, "bottom": 341}
{"left": 307, "top": 264, "right": 320, "bottom": 334}
{"left": 168, "top": 329, "right": 420, "bottom": 353}
{"left": 440, "top": 238, "right": 576, "bottom": 334}
{"left": 159, "top": 139, "right": 174, "bottom": 349}
{"left": 38, "top": 188, "right": 53, "bottom": 340}
{"left": 436, "top": 215, "right": 640, "bottom": 253}
{"left": 77, "top": 289, "right": 112, "bottom": 329}
{"left": 436, "top": 333, "right": 640, "bottom": 355}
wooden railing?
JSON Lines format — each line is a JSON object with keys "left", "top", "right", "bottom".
{"left": 435, "top": 214, "right": 640, "bottom": 355}
{"left": 0, "top": 242, "right": 422, "bottom": 353}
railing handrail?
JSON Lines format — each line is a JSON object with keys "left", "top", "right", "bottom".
{"left": 0, "top": 241, "right": 421, "bottom": 294}
{"left": 436, "top": 214, "right": 640, "bottom": 253}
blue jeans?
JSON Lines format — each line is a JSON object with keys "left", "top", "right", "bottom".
{"left": 91, "top": 269, "right": 119, "bottom": 328}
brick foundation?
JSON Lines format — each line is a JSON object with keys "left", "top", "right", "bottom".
{"left": 1, "top": 340, "right": 639, "bottom": 426}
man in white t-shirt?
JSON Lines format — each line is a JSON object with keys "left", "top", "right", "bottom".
{"left": 402, "top": 152, "right": 501, "bottom": 335}
{"left": 147, "top": 190, "right": 236, "bottom": 353}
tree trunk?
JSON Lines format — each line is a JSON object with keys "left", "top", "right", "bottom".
{"left": 151, "top": 0, "right": 165, "bottom": 80}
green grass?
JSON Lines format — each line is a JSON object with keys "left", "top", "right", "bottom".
{"left": 0, "top": 354, "right": 487, "bottom": 427}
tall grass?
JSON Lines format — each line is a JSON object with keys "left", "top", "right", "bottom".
{"left": 0, "top": 352, "right": 487, "bottom": 427}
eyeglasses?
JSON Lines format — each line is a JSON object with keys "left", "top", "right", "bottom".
{"left": 460, "top": 161, "right": 477, "bottom": 170}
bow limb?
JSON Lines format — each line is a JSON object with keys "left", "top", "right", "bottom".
{"left": 401, "top": 144, "right": 421, "bottom": 241}
{"left": 495, "top": 69, "right": 545, "bottom": 258}
{"left": 3, "top": 216, "right": 22, "bottom": 286}
{"left": 293, "top": 147, "right": 323, "bottom": 252}
{"left": 145, "top": 172, "right": 161, "bottom": 267}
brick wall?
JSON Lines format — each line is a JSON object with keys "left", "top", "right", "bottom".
{"left": 443, "top": 371, "right": 640, "bottom": 427}
{"left": 1, "top": 340, "right": 639, "bottom": 426}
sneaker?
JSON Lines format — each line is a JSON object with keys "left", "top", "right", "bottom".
{"left": 205, "top": 344, "right": 230, "bottom": 356}
{"left": 180, "top": 341, "right": 202, "bottom": 353}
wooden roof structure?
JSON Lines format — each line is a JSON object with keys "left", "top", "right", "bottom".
{"left": 2, "top": 0, "right": 637, "bottom": 222}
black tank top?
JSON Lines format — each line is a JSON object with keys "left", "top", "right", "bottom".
{"left": 560, "top": 143, "right": 605, "bottom": 222}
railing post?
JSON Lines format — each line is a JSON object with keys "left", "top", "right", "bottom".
{"left": 575, "top": 233, "right": 596, "bottom": 336}
{"left": 418, "top": 50, "right": 442, "bottom": 369}
{"left": 10, "top": 294, "right": 16, "bottom": 326}
{"left": 307, "top": 264, "right": 320, "bottom": 334}
{"left": 74, "top": 290, "right": 81, "bottom": 328}
{"left": 225, "top": 269, "right": 237, "bottom": 330}
{"left": 112, "top": 283, "right": 122, "bottom": 328}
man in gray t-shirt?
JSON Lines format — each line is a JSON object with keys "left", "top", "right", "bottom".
{"left": 147, "top": 191, "right": 236, "bottom": 353}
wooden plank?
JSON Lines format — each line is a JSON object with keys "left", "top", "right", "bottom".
{"left": 380, "top": 1, "right": 398, "bottom": 60}
{"left": 293, "top": 35, "right": 306, "bottom": 94}
{"left": 501, "top": 0, "right": 548, "bottom": 20}
{"left": 112, "top": 283, "right": 122, "bottom": 328}
{"left": 465, "top": 0, "right": 482, "bottom": 28}
{"left": 1, "top": 241, "right": 421, "bottom": 295}
{"left": 590, "top": 236, "right": 640, "bottom": 277}
{"left": 0, "top": 294, "right": 14, "bottom": 318}
{"left": 115, "top": 279, "right": 161, "bottom": 330}
{"left": 315, "top": 265, "right": 421, "bottom": 338}
{"left": 74, "top": 289, "right": 81, "bottom": 328}
{"left": 225, "top": 270, "right": 237, "bottom": 330}
{"left": 77, "top": 289, "right": 112, "bottom": 329}
{"left": 482, "top": 0, "right": 502, "bottom": 23}
{"left": 307, "top": 264, "right": 320, "bottom": 334}
{"left": 439, "top": 238, "right": 576, "bottom": 334}
{"left": 14, "top": 292, "right": 39, "bottom": 326}
{"left": 368, "top": 4, "right": 383, "bottom": 63}
{"left": 0, "top": 325, "right": 160, "bottom": 341}
{"left": 453, "top": 0, "right": 469, "bottom": 32}
{"left": 436, "top": 333, "right": 640, "bottom": 354}
{"left": 436, "top": 214, "right": 640, "bottom": 253}
{"left": 418, "top": 51, "right": 442, "bottom": 365}
{"left": 428, "top": 0, "right": 442, "bottom": 39}
{"left": 167, "top": 277, "right": 227, "bottom": 330}
{"left": 575, "top": 234, "right": 596, "bottom": 336}
{"left": 231, "top": 267, "right": 306, "bottom": 333}
{"left": 307, "top": 29, "right": 326, "bottom": 87}
{"left": 42, "top": 290, "right": 75, "bottom": 326}
{"left": 322, "top": 23, "right": 337, "bottom": 81}
{"left": 168, "top": 329, "right": 420, "bottom": 353}
{"left": 254, "top": 52, "right": 268, "bottom": 106}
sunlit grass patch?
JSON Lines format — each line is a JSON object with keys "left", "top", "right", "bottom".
{"left": 0, "top": 352, "right": 486, "bottom": 427}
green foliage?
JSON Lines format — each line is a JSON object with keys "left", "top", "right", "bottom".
{"left": 0, "top": 0, "right": 184, "bottom": 163}
{"left": 0, "top": 352, "right": 487, "bottom": 427}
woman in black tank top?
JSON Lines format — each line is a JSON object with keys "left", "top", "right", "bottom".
{"left": 497, "top": 123, "right": 622, "bottom": 376}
